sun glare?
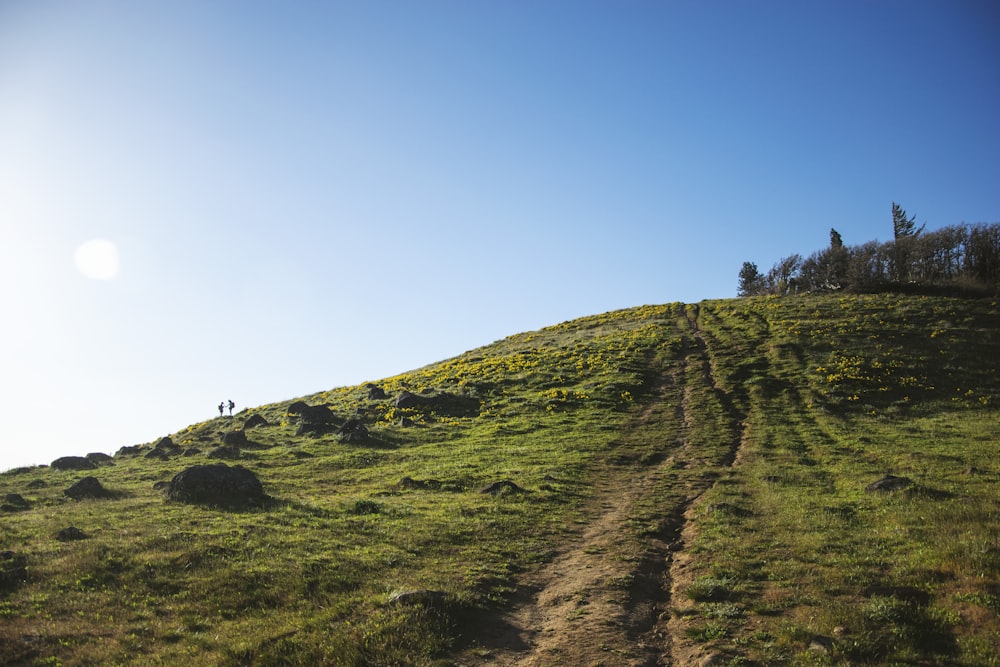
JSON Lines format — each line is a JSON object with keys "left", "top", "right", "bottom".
{"left": 74, "top": 239, "right": 121, "bottom": 281}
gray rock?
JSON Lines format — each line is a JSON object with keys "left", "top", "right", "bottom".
{"left": 865, "top": 474, "right": 912, "bottom": 493}
{"left": 51, "top": 456, "right": 97, "bottom": 471}
{"left": 166, "top": 463, "right": 268, "bottom": 507}
{"left": 65, "top": 476, "right": 113, "bottom": 500}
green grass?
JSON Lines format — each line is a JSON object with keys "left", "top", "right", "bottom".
{"left": 1, "top": 295, "right": 998, "bottom": 666}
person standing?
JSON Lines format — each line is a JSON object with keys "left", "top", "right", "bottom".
{"left": 218, "top": 402, "right": 225, "bottom": 417}
{"left": 227, "top": 400, "right": 235, "bottom": 416}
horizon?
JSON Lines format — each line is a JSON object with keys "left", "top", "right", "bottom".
{"left": 2, "top": 1, "right": 999, "bottom": 471}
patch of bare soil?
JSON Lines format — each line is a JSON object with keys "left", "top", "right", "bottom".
{"left": 459, "top": 454, "right": 681, "bottom": 667}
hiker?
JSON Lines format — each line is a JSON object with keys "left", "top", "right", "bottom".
{"left": 227, "top": 400, "right": 235, "bottom": 416}
{"left": 218, "top": 402, "right": 224, "bottom": 417}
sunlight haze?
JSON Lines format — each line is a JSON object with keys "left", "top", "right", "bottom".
{"left": 1, "top": 1, "right": 998, "bottom": 470}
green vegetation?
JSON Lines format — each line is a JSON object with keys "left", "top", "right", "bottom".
{"left": 2, "top": 294, "right": 998, "bottom": 665}
{"left": 741, "top": 205, "right": 1000, "bottom": 296}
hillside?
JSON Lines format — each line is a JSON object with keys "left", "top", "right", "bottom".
{"left": 2, "top": 294, "right": 998, "bottom": 666}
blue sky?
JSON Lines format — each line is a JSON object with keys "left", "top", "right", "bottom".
{"left": 1, "top": 1, "right": 998, "bottom": 470}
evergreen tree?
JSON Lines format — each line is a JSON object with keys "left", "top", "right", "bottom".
{"left": 737, "top": 261, "right": 763, "bottom": 296}
{"left": 830, "top": 228, "right": 844, "bottom": 249}
{"left": 892, "top": 202, "right": 925, "bottom": 239}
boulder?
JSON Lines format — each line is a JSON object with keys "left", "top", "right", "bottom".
{"left": 366, "top": 384, "right": 387, "bottom": 400}
{"left": 166, "top": 463, "right": 268, "bottom": 507}
{"left": 395, "top": 390, "right": 479, "bottom": 416}
{"left": 64, "top": 476, "right": 113, "bottom": 500}
{"left": 85, "top": 452, "right": 114, "bottom": 465}
{"left": 0, "top": 551, "right": 28, "bottom": 593}
{"left": 387, "top": 589, "right": 447, "bottom": 607}
{"left": 244, "top": 413, "right": 269, "bottom": 429}
{"left": 56, "top": 526, "right": 89, "bottom": 542}
{"left": 115, "top": 444, "right": 145, "bottom": 457}
{"left": 865, "top": 474, "right": 913, "bottom": 493}
{"left": 300, "top": 404, "right": 337, "bottom": 424}
{"left": 286, "top": 401, "right": 310, "bottom": 414}
{"left": 50, "top": 456, "right": 97, "bottom": 471}
{"left": 480, "top": 480, "right": 525, "bottom": 496}
{"left": 222, "top": 430, "right": 249, "bottom": 448}
{"left": 154, "top": 437, "right": 180, "bottom": 453}
{"left": 207, "top": 446, "right": 241, "bottom": 460}
{"left": 1, "top": 493, "right": 30, "bottom": 511}
{"left": 339, "top": 419, "right": 369, "bottom": 444}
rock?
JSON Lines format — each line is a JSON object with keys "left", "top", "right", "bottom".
{"left": 808, "top": 636, "right": 834, "bottom": 654}
{"left": 207, "top": 446, "right": 241, "bottom": 460}
{"left": 2, "top": 493, "right": 30, "bottom": 511}
{"left": 50, "top": 456, "right": 97, "bottom": 471}
{"left": 85, "top": 452, "right": 114, "bottom": 465}
{"left": 398, "top": 477, "right": 442, "bottom": 490}
{"left": 65, "top": 477, "right": 114, "bottom": 500}
{"left": 56, "top": 526, "right": 88, "bottom": 542}
{"left": 115, "top": 444, "right": 145, "bottom": 457}
{"left": 300, "top": 404, "right": 337, "bottom": 424}
{"left": 394, "top": 390, "right": 479, "bottom": 416}
{"left": 339, "top": 419, "right": 369, "bottom": 443}
{"left": 144, "top": 449, "right": 171, "bottom": 461}
{"left": 154, "top": 437, "right": 180, "bottom": 453}
{"left": 865, "top": 474, "right": 912, "bottom": 493}
{"left": 26, "top": 479, "right": 46, "bottom": 489}
{"left": 366, "top": 384, "right": 387, "bottom": 400}
{"left": 244, "top": 414, "right": 269, "bottom": 429}
{"left": 166, "top": 463, "right": 268, "bottom": 507}
{"left": 399, "top": 416, "right": 414, "bottom": 427}
{"left": 387, "top": 589, "right": 447, "bottom": 607}
{"left": 480, "top": 480, "right": 525, "bottom": 496}
{"left": 286, "top": 401, "right": 310, "bottom": 414}
{"left": 0, "top": 551, "right": 28, "bottom": 592}
{"left": 222, "top": 430, "right": 249, "bottom": 448}
{"left": 182, "top": 447, "right": 201, "bottom": 457}
{"left": 152, "top": 481, "right": 169, "bottom": 491}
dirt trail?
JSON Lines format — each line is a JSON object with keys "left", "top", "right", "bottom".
{"left": 457, "top": 308, "right": 746, "bottom": 666}
{"left": 466, "top": 445, "right": 681, "bottom": 666}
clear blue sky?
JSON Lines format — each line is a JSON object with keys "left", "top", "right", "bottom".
{"left": 1, "top": 1, "right": 998, "bottom": 470}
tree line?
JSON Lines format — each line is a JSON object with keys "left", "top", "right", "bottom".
{"left": 738, "top": 203, "right": 1000, "bottom": 297}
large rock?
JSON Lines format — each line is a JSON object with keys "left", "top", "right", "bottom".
{"left": 115, "top": 444, "right": 145, "bottom": 457}
{"left": 366, "top": 383, "right": 387, "bottom": 400}
{"left": 65, "top": 476, "right": 114, "bottom": 500}
{"left": 865, "top": 474, "right": 913, "bottom": 493}
{"left": 244, "top": 413, "right": 269, "bottom": 429}
{"left": 1, "top": 493, "right": 30, "bottom": 511}
{"left": 394, "top": 390, "right": 479, "bottom": 416}
{"left": 222, "top": 430, "right": 249, "bottom": 448}
{"left": 51, "top": 456, "right": 97, "bottom": 471}
{"left": 0, "top": 551, "right": 28, "bottom": 593}
{"left": 166, "top": 464, "right": 268, "bottom": 507}
{"left": 85, "top": 452, "right": 114, "bottom": 466}
{"left": 338, "top": 419, "right": 369, "bottom": 443}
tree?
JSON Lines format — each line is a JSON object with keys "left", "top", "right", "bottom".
{"left": 830, "top": 228, "right": 844, "bottom": 249}
{"left": 892, "top": 202, "right": 925, "bottom": 240}
{"left": 737, "top": 261, "right": 763, "bottom": 296}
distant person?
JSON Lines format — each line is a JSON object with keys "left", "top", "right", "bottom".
{"left": 218, "top": 402, "right": 225, "bottom": 417}
{"left": 228, "top": 400, "right": 235, "bottom": 416}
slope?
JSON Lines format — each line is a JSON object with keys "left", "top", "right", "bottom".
{"left": 1, "top": 294, "right": 998, "bottom": 666}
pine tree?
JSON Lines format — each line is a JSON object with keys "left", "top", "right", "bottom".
{"left": 830, "top": 228, "right": 844, "bottom": 249}
{"left": 892, "top": 202, "right": 924, "bottom": 239}
{"left": 738, "top": 261, "right": 763, "bottom": 296}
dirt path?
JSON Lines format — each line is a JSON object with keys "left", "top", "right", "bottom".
{"left": 455, "top": 308, "right": 746, "bottom": 666}
{"left": 464, "top": 450, "right": 680, "bottom": 666}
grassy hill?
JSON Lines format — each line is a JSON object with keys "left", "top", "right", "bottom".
{"left": 1, "top": 293, "right": 998, "bottom": 666}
